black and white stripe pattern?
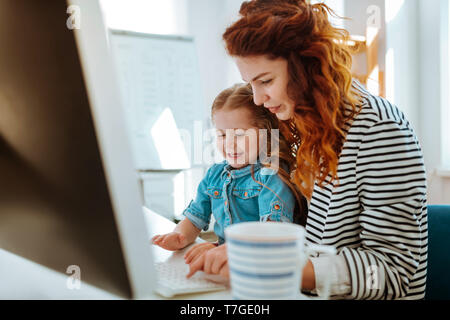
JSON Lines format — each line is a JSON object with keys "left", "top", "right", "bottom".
{"left": 306, "top": 81, "right": 428, "bottom": 300}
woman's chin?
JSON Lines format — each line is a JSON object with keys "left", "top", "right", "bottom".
{"left": 275, "top": 111, "right": 292, "bottom": 121}
{"left": 273, "top": 106, "right": 294, "bottom": 121}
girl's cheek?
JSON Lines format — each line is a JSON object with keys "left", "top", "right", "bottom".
{"left": 216, "top": 139, "right": 225, "bottom": 155}
{"left": 239, "top": 137, "right": 250, "bottom": 155}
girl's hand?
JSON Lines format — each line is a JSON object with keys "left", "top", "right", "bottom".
{"left": 184, "top": 242, "right": 217, "bottom": 264}
{"left": 151, "top": 232, "right": 188, "bottom": 251}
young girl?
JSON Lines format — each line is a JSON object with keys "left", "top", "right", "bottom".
{"left": 152, "top": 83, "right": 307, "bottom": 254}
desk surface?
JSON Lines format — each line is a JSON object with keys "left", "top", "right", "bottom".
{"left": 0, "top": 207, "right": 230, "bottom": 299}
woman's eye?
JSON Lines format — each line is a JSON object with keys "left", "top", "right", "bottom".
{"left": 261, "top": 79, "right": 272, "bottom": 85}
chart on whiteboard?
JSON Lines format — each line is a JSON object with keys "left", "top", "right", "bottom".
{"left": 109, "top": 30, "right": 206, "bottom": 170}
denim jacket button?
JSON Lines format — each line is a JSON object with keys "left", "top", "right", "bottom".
{"left": 214, "top": 191, "right": 219, "bottom": 196}
{"left": 244, "top": 192, "right": 248, "bottom": 197}
{"left": 274, "top": 204, "right": 280, "bottom": 210}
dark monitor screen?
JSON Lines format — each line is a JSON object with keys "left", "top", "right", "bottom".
{"left": 0, "top": 0, "right": 152, "bottom": 298}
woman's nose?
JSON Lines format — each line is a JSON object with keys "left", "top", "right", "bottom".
{"left": 252, "top": 87, "right": 268, "bottom": 106}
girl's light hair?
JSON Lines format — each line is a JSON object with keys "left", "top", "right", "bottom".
{"left": 212, "top": 83, "right": 307, "bottom": 226}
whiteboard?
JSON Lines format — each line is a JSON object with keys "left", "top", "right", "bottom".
{"left": 109, "top": 30, "right": 206, "bottom": 170}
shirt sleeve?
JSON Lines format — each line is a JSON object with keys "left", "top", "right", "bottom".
{"left": 339, "top": 119, "right": 427, "bottom": 300}
{"left": 182, "top": 167, "right": 213, "bottom": 231}
{"left": 257, "top": 168, "right": 296, "bottom": 222}
{"left": 310, "top": 255, "right": 352, "bottom": 297}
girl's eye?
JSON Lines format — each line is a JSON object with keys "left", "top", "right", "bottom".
{"left": 261, "top": 79, "right": 272, "bottom": 85}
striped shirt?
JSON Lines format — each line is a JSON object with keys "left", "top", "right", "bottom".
{"left": 306, "top": 81, "right": 428, "bottom": 300}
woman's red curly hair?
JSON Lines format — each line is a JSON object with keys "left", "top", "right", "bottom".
{"left": 223, "top": 0, "right": 360, "bottom": 199}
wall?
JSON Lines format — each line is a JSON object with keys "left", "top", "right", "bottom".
{"left": 186, "top": 0, "right": 244, "bottom": 116}
{"left": 418, "top": 0, "right": 450, "bottom": 204}
{"left": 385, "top": 0, "right": 420, "bottom": 139}
{"left": 344, "top": 0, "right": 386, "bottom": 89}
{"left": 100, "top": 0, "right": 188, "bottom": 35}
{"left": 341, "top": 0, "right": 449, "bottom": 204}
{"left": 100, "top": 0, "right": 246, "bottom": 219}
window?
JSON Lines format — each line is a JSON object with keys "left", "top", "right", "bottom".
{"left": 99, "top": 0, "right": 186, "bottom": 35}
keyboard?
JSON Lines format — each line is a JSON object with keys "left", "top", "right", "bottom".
{"left": 154, "top": 260, "right": 227, "bottom": 298}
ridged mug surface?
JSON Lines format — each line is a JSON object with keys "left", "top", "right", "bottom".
{"left": 225, "top": 222, "right": 306, "bottom": 300}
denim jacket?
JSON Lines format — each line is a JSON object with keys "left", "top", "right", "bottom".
{"left": 182, "top": 161, "right": 295, "bottom": 244}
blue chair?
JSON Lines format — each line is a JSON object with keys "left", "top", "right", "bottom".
{"left": 425, "top": 205, "right": 450, "bottom": 300}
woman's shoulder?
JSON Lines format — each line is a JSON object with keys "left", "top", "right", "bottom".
{"left": 341, "top": 80, "right": 423, "bottom": 156}
{"left": 351, "top": 80, "right": 412, "bottom": 129}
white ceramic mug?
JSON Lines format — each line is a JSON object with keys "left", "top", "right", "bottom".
{"left": 225, "top": 221, "right": 336, "bottom": 300}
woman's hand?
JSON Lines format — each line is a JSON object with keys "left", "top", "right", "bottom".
{"left": 184, "top": 242, "right": 217, "bottom": 264}
{"left": 301, "top": 259, "right": 316, "bottom": 291}
{"left": 184, "top": 243, "right": 315, "bottom": 290}
{"left": 186, "top": 244, "right": 230, "bottom": 280}
{"left": 151, "top": 232, "right": 188, "bottom": 251}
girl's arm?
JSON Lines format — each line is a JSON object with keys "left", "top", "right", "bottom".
{"left": 173, "top": 218, "right": 202, "bottom": 245}
{"left": 153, "top": 164, "right": 218, "bottom": 251}
{"left": 152, "top": 218, "right": 201, "bottom": 251}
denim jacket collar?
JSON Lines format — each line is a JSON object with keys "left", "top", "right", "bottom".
{"left": 220, "top": 161, "right": 262, "bottom": 180}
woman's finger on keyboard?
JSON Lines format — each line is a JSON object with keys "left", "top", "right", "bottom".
{"left": 203, "top": 272, "right": 229, "bottom": 285}
{"left": 186, "top": 253, "right": 205, "bottom": 278}
{"left": 210, "top": 254, "right": 227, "bottom": 275}
{"left": 187, "top": 243, "right": 213, "bottom": 263}
{"left": 183, "top": 243, "right": 200, "bottom": 263}
{"left": 203, "top": 244, "right": 228, "bottom": 275}
{"left": 184, "top": 243, "right": 215, "bottom": 264}
{"left": 219, "top": 261, "right": 230, "bottom": 280}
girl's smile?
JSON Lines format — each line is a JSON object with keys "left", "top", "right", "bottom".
{"left": 213, "top": 108, "right": 259, "bottom": 169}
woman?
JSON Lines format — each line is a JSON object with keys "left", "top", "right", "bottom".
{"left": 186, "top": 0, "right": 427, "bottom": 300}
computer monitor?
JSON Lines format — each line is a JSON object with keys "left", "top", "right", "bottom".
{"left": 0, "top": 0, "right": 155, "bottom": 298}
